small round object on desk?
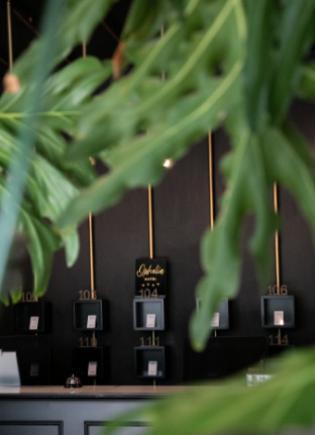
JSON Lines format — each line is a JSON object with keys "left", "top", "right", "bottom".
{"left": 64, "top": 374, "right": 82, "bottom": 388}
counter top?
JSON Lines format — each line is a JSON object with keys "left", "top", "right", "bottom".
{"left": 0, "top": 385, "right": 186, "bottom": 400}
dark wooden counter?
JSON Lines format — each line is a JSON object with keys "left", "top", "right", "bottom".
{"left": 0, "top": 385, "right": 184, "bottom": 435}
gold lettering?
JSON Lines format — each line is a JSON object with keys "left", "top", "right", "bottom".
{"left": 136, "top": 264, "right": 165, "bottom": 278}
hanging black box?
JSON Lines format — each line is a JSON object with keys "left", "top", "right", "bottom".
{"left": 14, "top": 300, "right": 51, "bottom": 334}
{"left": 135, "top": 258, "right": 168, "bottom": 295}
{"left": 73, "top": 346, "right": 108, "bottom": 384}
{"left": 134, "top": 346, "right": 166, "bottom": 379}
{"left": 18, "top": 346, "right": 52, "bottom": 385}
{"left": 197, "top": 298, "right": 230, "bottom": 330}
{"left": 73, "top": 299, "right": 106, "bottom": 332}
{"left": 0, "top": 336, "right": 52, "bottom": 385}
{"left": 133, "top": 297, "right": 165, "bottom": 331}
{"left": 261, "top": 295, "right": 295, "bottom": 329}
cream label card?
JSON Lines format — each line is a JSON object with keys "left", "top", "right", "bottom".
{"left": 148, "top": 360, "right": 158, "bottom": 377}
{"left": 273, "top": 310, "right": 284, "bottom": 326}
{"left": 29, "top": 316, "right": 39, "bottom": 331}
{"left": 88, "top": 361, "right": 97, "bottom": 377}
{"left": 211, "top": 312, "right": 220, "bottom": 328}
{"left": 87, "top": 314, "right": 97, "bottom": 329}
{"left": 146, "top": 313, "right": 156, "bottom": 328}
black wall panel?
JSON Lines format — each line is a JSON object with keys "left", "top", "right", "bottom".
{"left": 1, "top": 1, "right": 315, "bottom": 385}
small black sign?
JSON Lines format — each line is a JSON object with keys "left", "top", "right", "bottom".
{"left": 135, "top": 257, "right": 168, "bottom": 295}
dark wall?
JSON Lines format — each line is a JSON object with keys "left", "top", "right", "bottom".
{"left": 1, "top": 1, "right": 315, "bottom": 386}
{"left": 2, "top": 106, "right": 315, "bottom": 385}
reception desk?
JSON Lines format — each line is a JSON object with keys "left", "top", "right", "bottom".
{"left": 0, "top": 385, "right": 183, "bottom": 435}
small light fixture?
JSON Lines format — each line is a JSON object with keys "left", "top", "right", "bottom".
{"left": 162, "top": 158, "right": 174, "bottom": 169}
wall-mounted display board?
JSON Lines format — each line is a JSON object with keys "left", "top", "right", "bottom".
{"left": 73, "top": 346, "right": 108, "bottom": 385}
{"left": 73, "top": 298, "right": 107, "bottom": 332}
{"left": 135, "top": 346, "right": 166, "bottom": 379}
{"left": 133, "top": 297, "right": 166, "bottom": 331}
{"left": 14, "top": 299, "right": 51, "bottom": 335}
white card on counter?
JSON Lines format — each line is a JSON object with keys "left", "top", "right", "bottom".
{"left": 148, "top": 360, "right": 158, "bottom": 377}
{"left": 87, "top": 314, "right": 96, "bottom": 329}
{"left": 211, "top": 312, "right": 220, "bottom": 328}
{"left": 273, "top": 310, "right": 284, "bottom": 326}
{"left": 146, "top": 313, "right": 156, "bottom": 328}
{"left": 29, "top": 316, "right": 39, "bottom": 331}
{"left": 88, "top": 361, "right": 97, "bottom": 377}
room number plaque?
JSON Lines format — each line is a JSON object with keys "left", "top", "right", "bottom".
{"left": 135, "top": 258, "right": 168, "bottom": 295}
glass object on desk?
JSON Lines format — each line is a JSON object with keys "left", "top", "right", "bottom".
{"left": 64, "top": 373, "right": 82, "bottom": 388}
{"left": 0, "top": 350, "right": 20, "bottom": 387}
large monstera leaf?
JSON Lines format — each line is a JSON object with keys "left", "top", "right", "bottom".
{"left": 0, "top": 0, "right": 113, "bottom": 299}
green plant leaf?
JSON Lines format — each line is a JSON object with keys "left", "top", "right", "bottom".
{"left": 297, "top": 63, "right": 315, "bottom": 101}
{"left": 262, "top": 126, "right": 315, "bottom": 241}
{"left": 270, "top": 0, "right": 315, "bottom": 124}
{"left": 0, "top": 14, "right": 111, "bottom": 297}
{"left": 13, "top": 0, "right": 114, "bottom": 82}
{"left": 59, "top": 0, "right": 247, "bottom": 228}
{"left": 122, "top": 348, "right": 315, "bottom": 435}
{"left": 190, "top": 114, "right": 275, "bottom": 350}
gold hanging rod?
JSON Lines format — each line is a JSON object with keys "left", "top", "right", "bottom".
{"left": 82, "top": 42, "right": 96, "bottom": 299}
{"left": 147, "top": 184, "right": 155, "bottom": 259}
{"left": 273, "top": 182, "right": 281, "bottom": 293}
{"left": 88, "top": 212, "right": 96, "bottom": 298}
{"left": 208, "top": 132, "right": 215, "bottom": 230}
{"left": 6, "top": 0, "right": 13, "bottom": 71}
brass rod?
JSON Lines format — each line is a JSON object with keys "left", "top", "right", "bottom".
{"left": 208, "top": 132, "right": 215, "bottom": 231}
{"left": 146, "top": 26, "right": 166, "bottom": 260}
{"left": 6, "top": 0, "right": 13, "bottom": 71}
{"left": 88, "top": 212, "right": 96, "bottom": 298}
{"left": 82, "top": 42, "right": 96, "bottom": 299}
{"left": 273, "top": 182, "right": 281, "bottom": 293}
{"left": 148, "top": 184, "right": 155, "bottom": 259}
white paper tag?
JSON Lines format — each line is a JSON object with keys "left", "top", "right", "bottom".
{"left": 29, "top": 316, "right": 39, "bottom": 331}
{"left": 86, "top": 314, "right": 97, "bottom": 329}
{"left": 211, "top": 312, "right": 220, "bottom": 328}
{"left": 146, "top": 313, "right": 156, "bottom": 328}
{"left": 88, "top": 361, "right": 97, "bottom": 377}
{"left": 148, "top": 360, "right": 158, "bottom": 377}
{"left": 273, "top": 310, "right": 284, "bottom": 326}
